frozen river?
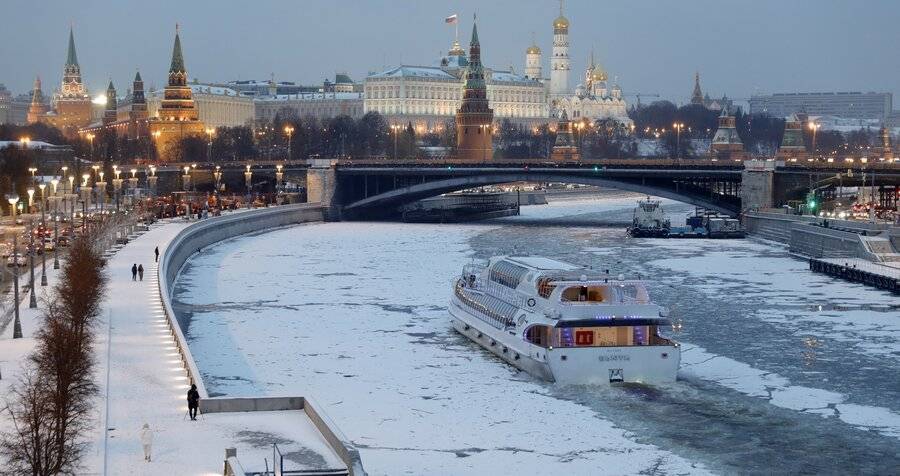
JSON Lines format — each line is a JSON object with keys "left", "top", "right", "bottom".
{"left": 173, "top": 193, "right": 900, "bottom": 475}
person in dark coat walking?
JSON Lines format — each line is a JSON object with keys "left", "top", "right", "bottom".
{"left": 154, "top": 246, "right": 159, "bottom": 262}
{"left": 138, "top": 264, "right": 144, "bottom": 281}
{"left": 187, "top": 384, "right": 200, "bottom": 420}
{"left": 131, "top": 264, "right": 138, "bottom": 281}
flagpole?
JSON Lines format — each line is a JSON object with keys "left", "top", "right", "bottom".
{"left": 455, "top": 18, "right": 458, "bottom": 43}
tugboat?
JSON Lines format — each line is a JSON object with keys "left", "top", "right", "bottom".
{"left": 450, "top": 256, "right": 680, "bottom": 385}
{"left": 628, "top": 198, "right": 670, "bottom": 237}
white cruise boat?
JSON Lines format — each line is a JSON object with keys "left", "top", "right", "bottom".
{"left": 449, "top": 256, "right": 680, "bottom": 385}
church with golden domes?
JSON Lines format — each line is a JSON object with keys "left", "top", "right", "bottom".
{"left": 530, "top": 2, "right": 630, "bottom": 125}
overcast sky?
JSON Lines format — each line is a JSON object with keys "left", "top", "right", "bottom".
{"left": 2, "top": 0, "right": 898, "bottom": 106}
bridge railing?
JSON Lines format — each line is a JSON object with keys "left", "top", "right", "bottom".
{"left": 331, "top": 158, "right": 746, "bottom": 169}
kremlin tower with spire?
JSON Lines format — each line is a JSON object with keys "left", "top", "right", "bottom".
{"left": 148, "top": 24, "right": 205, "bottom": 160}
{"left": 455, "top": 16, "right": 494, "bottom": 161}
{"left": 51, "top": 26, "right": 93, "bottom": 135}
{"left": 26, "top": 76, "right": 50, "bottom": 124}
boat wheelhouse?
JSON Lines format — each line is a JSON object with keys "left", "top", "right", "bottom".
{"left": 450, "top": 256, "right": 680, "bottom": 385}
{"left": 628, "top": 198, "right": 671, "bottom": 238}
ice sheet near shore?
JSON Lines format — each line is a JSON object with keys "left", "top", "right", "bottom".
{"left": 175, "top": 209, "right": 709, "bottom": 475}
{"left": 641, "top": 237, "right": 900, "bottom": 440}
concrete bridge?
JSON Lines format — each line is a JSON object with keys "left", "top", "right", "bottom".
{"left": 304, "top": 158, "right": 900, "bottom": 220}
{"left": 153, "top": 158, "right": 900, "bottom": 220}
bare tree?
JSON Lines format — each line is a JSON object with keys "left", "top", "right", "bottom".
{"left": 1, "top": 233, "right": 106, "bottom": 474}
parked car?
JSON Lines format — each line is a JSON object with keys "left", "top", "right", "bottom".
{"left": 0, "top": 243, "right": 11, "bottom": 258}
{"left": 56, "top": 236, "right": 70, "bottom": 247}
{"left": 6, "top": 253, "right": 27, "bottom": 267}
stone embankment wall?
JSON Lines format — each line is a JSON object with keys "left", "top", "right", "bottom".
{"left": 744, "top": 210, "right": 893, "bottom": 259}
{"left": 156, "top": 204, "right": 367, "bottom": 476}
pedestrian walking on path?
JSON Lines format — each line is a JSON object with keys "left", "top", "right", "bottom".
{"left": 139, "top": 422, "right": 154, "bottom": 462}
{"left": 138, "top": 264, "right": 144, "bottom": 281}
{"left": 187, "top": 384, "right": 200, "bottom": 421}
{"left": 154, "top": 246, "right": 159, "bottom": 262}
{"left": 131, "top": 263, "right": 138, "bottom": 281}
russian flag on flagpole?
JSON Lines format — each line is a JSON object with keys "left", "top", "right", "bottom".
{"left": 445, "top": 14, "right": 458, "bottom": 24}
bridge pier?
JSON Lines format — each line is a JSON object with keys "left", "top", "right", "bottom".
{"left": 306, "top": 159, "right": 342, "bottom": 221}
{"left": 741, "top": 160, "right": 777, "bottom": 212}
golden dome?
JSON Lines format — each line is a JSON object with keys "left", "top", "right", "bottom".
{"left": 591, "top": 68, "right": 608, "bottom": 82}
{"left": 554, "top": 15, "right": 569, "bottom": 30}
{"left": 526, "top": 44, "right": 541, "bottom": 55}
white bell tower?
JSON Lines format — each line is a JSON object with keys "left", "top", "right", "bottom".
{"left": 550, "top": 0, "right": 570, "bottom": 100}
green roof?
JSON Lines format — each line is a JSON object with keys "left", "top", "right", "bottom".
{"left": 170, "top": 28, "right": 186, "bottom": 73}
{"left": 66, "top": 27, "right": 78, "bottom": 66}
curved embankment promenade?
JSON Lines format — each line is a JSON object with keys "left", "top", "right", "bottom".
{"left": 155, "top": 204, "right": 367, "bottom": 475}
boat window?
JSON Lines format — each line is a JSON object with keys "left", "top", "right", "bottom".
{"left": 536, "top": 277, "right": 556, "bottom": 298}
{"left": 560, "top": 285, "right": 612, "bottom": 303}
{"left": 454, "top": 283, "right": 517, "bottom": 329}
{"left": 524, "top": 325, "right": 551, "bottom": 348}
{"left": 552, "top": 326, "right": 657, "bottom": 347}
{"left": 489, "top": 261, "right": 529, "bottom": 289}
{"left": 616, "top": 284, "right": 649, "bottom": 303}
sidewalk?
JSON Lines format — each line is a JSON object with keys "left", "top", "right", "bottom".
{"left": 100, "top": 219, "right": 342, "bottom": 474}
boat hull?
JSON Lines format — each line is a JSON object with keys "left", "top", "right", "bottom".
{"left": 450, "top": 299, "right": 680, "bottom": 385}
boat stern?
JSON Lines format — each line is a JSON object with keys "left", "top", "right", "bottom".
{"left": 546, "top": 344, "right": 680, "bottom": 385}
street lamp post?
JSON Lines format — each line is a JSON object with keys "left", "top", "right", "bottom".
{"left": 81, "top": 174, "right": 90, "bottom": 232}
{"left": 809, "top": 122, "right": 820, "bottom": 156}
{"left": 86, "top": 133, "right": 95, "bottom": 162}
{"left": 206, "top": 128, "right": 215, "bottom": 162}
{"left": 244, "top": 164, "right": 253, "bottom": 209}
{"left": 390, "top": 124, "right": 401, "bottom": 159}
{"left": 38, "top": 183, "right": 47, "bottom": 286}
{"left": 96, "top": 171, "right": 106, "bottom": 215}
{"left": 673, "top": 122, "right": 685, "bottom": 159}
{"left": 26, "top": 187, "right": 34, "bottom": 216}
{"left": 6, "top": 197, "right": 22, "bottom": 338}
{"left": 28, "top": 219, "right": 37, "bottom": 308}
{"left": 112, "top": 167, "right": 123, "bottom": 212}
{"left": 275, "top": 164, "right": 284, "bottom": 198}
{"left": 51, "top": 178, "right": 60, "bottom": 270}
{"left": 148, "top": 165, "right": 158, "bottom": 197}
{"left": 213, "top": 165, "right": 222, "bottom": 192}
{"left": 284, "top": 126, "right": 294, "bottom": 160}
{"left": 67, "top": 174, "right": 75, "bottom": 232}
{"left": 182, "top": 166, "right": 191, "bottom": 192}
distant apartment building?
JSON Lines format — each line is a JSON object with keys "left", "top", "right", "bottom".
{"left": 749, "top": 92, "right": 892, "bottom": 121}
{"left": 0, "top": 84, "right": 11, "bottom": 124}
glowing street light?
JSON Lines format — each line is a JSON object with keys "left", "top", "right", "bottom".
{"left": 390, "top": 124, "right": 402, "bottom": 159}
{"left": 284, "top": 125, "right": 294, "bottom": 160}
{"left": 808, "top": 122, "right": 820, "bottom": 155}
{"left": 26, "top": 188, "right": 35, "bottom": 213}
{"left": 85, "top": 132, "right": 95, "bottom": 161}
{"left": 673, "top": 122, "right": 685, "bottom": 159}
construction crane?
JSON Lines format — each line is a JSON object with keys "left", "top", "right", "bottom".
{"left": 622, "top": 93, "right": 660, "bottom": 108}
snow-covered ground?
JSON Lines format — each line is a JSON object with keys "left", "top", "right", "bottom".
{"left": 2, "top": 219, "right": 345, "bottom": 475}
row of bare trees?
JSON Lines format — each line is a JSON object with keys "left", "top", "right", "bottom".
{"left": 1, "top": 233, "right": 107, "bottom": 474}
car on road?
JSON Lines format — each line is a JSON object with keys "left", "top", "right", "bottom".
{"left": 43, "top": 240, "right": 56, "bottom": 251}
{"left": 0, "top": 243, "right": 11, "bottom": 258}
{"left": 56, "top": 236, "right": 70, "bottom": 247}
{"left": 6, "top": 253, "right": 27, "bottom": 267}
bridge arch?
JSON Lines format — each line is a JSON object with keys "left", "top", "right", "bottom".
{"left": 341, "top": 172, "right": 739, "bottom": 217}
